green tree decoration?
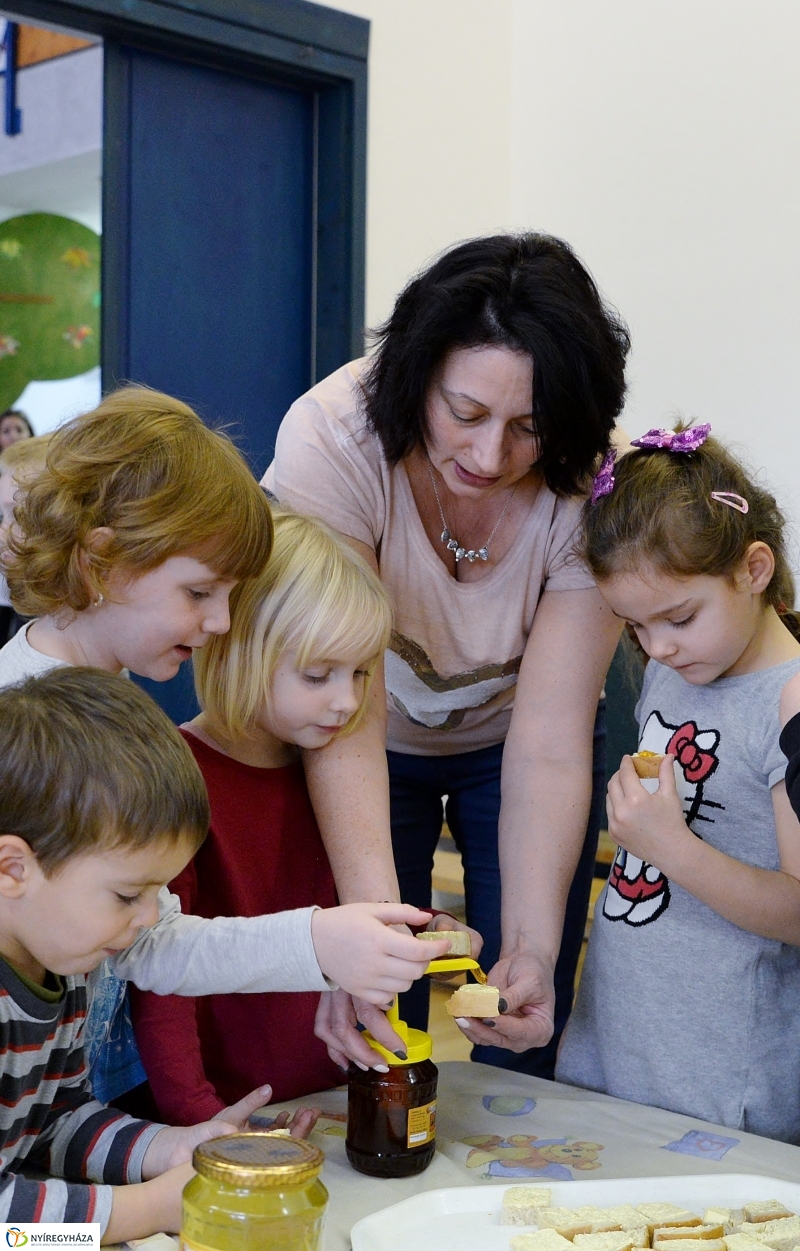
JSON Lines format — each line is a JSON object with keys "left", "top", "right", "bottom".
{"left": 0, "top": 212, "right": 100, "bottom": 412}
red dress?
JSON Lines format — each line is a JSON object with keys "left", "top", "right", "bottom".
{"left": 130, "top": 730, "right": 342, "bottom": 1123}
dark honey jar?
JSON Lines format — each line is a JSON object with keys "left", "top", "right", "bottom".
{"left": 346, "top": 1014, "right": 438, "bottom": 1179}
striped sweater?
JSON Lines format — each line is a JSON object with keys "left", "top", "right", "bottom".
{"left": 0, "top": 957, "right": 163, "bottom": 1233}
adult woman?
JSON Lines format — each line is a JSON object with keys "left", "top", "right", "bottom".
{"left": 0, "top": 409, "right": 33, "bottom": 450}
{"left": 264, "top": 234, "right": 629, "bottom": 1072}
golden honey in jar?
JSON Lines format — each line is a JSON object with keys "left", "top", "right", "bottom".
{"left": 346, "top": 1026, "right": 438, "bottom": 1179}
{"left": 181, "top": 1132, "right": 327, "bottom": 1251}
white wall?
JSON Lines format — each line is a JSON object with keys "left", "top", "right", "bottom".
{"left": 511, "top": 0, "right": 800, "bottom": 551}
{"left": 315, "top": 0, "right": 513, "bottom": 329}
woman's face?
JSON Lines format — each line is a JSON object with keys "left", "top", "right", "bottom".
{"left": 425, "top": 346, "right": 537, "bottom": 496}
{"left": 0, "top": 415, "right": 29, "bottom": 449}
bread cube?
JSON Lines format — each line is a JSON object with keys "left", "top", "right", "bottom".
{"left": 743, "top": 1206, "right": 795, "bottom": 1226}
{"left": 500, "top": 1187, "right": 553, "bottom": 1227}
{"left": 510, "top": 1232, "right": 574, "bottom": 1251}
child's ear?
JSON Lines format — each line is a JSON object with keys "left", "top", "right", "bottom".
{"left": 0, "top": 835, "right": 38, "bottom": 899}
{"left": 740, "top": 542, "right": 775, "bottom": 595}
{"left": 79, "top": 527, "right": 115, "bottom": 603}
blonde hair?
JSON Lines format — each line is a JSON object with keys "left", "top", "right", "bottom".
{"left": 0, "top": 433, "right": 52, "bottom": 479}
{"left": 7, "top": 386, "right": 273, "bottom": 617}
{"left": 195, "top": 508, "right": 392, "bottom": 741}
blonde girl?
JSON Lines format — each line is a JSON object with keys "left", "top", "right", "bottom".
{"left": 556, "top": 424, "right": 800, "bottom": 1142}
{"left": 0, "top": 394, "right": 441, "bottom": 1109}
{"left": 132, "top": 509, "right": 464, "bottom": 1118}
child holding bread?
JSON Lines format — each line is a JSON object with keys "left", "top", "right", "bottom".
{"left": 0, "top": 387, "right": 444, "bottom": 1106}
{"left": 556, "top": 424, "right": 800, "bottom": 1142}
{"left": 131, "top": 508, "right": 475, "bottom": 1120}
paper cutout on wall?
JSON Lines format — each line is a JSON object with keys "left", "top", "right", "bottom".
{"left": 0, "top": 212, "right": 99, "bottom": 411}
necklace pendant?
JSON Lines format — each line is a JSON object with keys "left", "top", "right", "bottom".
{"left": 447, "top": 538, "right": 458, "bottom": 552}
{"left": 466, "top": 549, "right": 477, "bottom": 563}
{"left": 440, "top": 528, "right": 451, "bottom": 545}
{"left": 455, "top": 546, "right": 466, "bottom": 562}
{"left": 478, "top": 547, "right": 489, "bottom": 561}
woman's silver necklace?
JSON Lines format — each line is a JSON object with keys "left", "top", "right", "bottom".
{"left": 426, "top": 459, "right": 517, "bottom": 563}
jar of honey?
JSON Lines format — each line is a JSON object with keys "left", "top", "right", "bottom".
{"left": 346, "top": 1001, "right": 438, "bottom": 1179}
{"left": 181, "top": 1133, "right": 327, "bottom": 1251}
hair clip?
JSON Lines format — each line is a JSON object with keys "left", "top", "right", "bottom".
{"left": 630, "top": 423, "right": 711, "bottom": 453}
{"left": 591, "top": 449, "right": 617, "bottom": 504}
{"left": 710, "top": 491, "right": 749, "bottom": 515}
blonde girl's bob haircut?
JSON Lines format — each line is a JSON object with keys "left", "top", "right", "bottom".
{"left": 7, "top": 385, "right": 273, "bottom": 617}
{"left": 195, "top": 507, "right": 393, "bottom": 742}
{"left": 0, "top": 432, "right": 53, "bottom": 478}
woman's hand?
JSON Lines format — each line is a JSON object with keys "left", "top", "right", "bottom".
{"left": 450, "top": 948, "right": 556, "bottom": 1052}
{"left": 425, "top": 912, "right": 483, "bottom": 958}
{"left": 606, "top": 754, "right": 690, "bottom": 873}
{"left": 311, "top": 902, "right": 449, "bottom": 1003}
{"left": 314, "top": 988, "right": 418, "bottom": 1070}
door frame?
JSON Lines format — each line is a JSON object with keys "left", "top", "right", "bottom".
{"left": 4, "top": 0, "right": 369, "bottom": 385}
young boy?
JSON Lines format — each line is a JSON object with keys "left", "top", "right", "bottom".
{"left": 0, "top": 667, "right": 295, "bottom": 1243}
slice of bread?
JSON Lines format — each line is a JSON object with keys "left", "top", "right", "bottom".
{"left": 725, "top": 1236, "right": 769, "bottom": 1251}
{"left": 653, "top": 1241, "right": 725, "bottom": 1251}
{"left": 537, "top": 1208, "right": 598, "bottom": 1238}
{"left": 501, "top": 1186, "right": 553, "bottom": 1226}
{"left": 445, "top": 982, "right": 500, "bottom": 1017}
{"left": 743, "top": 1206, "right": 794, "bottom": 1226}
{"left": 510, "top": 1231, "right": 575, "bottom": 1251}
{"left": 655, "top": 1226, "right": 724, "bottom": 1242}
{"left": 739, "top": 1217, "right": 800, "bottom": 1251}
{"left": 417, "top": 929, "right": 472, "bottom": 956}
{"left": 637, "top": 1207, "right": 702, "bottom": 1235}
{"left": 574, "top": 1234, "right": 635, "bottom": 1251}
{"left": 632, "top": 751, "right": 667, "bottom": 778}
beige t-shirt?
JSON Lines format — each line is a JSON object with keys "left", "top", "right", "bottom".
{"left": 263, "top": 360, "right": 596, "bottom": 756}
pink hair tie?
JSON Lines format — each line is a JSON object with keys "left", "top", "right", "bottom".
{"left": 591, "top": 449, "right": 617, "bottom": 504}
{"left": 710, "top": 491, "right": 749, "bottom": 515}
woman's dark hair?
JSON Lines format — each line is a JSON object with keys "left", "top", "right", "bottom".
{"left": 0, "top": 409, "right": 33, "bottom": 437}
{"left": 361, "top": 233, "right": 630, "bottom": 495}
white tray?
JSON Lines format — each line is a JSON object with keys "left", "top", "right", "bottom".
{"left": 351, "top": 1173, "right": 800, "bottom": 1251}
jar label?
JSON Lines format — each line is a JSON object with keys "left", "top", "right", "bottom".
{"left": 407, "top": 1099, "right": 436, "bottom": 1147}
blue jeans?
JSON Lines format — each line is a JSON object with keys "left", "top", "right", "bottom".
{"left": 388, "top": 700, "right": 606, "bottom": 1078}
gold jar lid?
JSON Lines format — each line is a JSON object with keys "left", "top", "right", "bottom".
{"left": 193, "top": 1133, "right": 324, "bottom": 1188}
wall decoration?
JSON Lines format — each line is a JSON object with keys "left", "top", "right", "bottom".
{"left": 0, "top": 212, "right": 99, "bottom": 412}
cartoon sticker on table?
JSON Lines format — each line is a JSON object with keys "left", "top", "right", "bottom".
{"left": 462, "top": 1133, "right": 604, "bottom": 1180}
{"left": 662, "top": 1129, "right": 739, "bottom": 1161}
{"left": 483, "top": 1095, "right": 537, "bottom": 1117}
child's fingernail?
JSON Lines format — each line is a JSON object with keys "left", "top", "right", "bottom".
{"left": 393, "top": 1049, "right": 408, "bottom": 1060}
{"left": 498, "top": 998, "right": 508, "bottom": 1014}
{"left": 356, "top": 1022, "right": 367, "bottom": 1032}
{"left": 259, "top": 1084, "right": 272, "bottom": 1095}
{"left": 482, "top": 1018, "right": 496, "bottom": 1028}
{"left": 355, "top": 1061, "right": 369, "bottom": 1071}
{"left": 373, "top": 1064, "right": 390, "bottom": 1073}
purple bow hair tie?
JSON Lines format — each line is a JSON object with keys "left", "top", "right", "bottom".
{"left": 630, "top": 423, "right": 711, "bottom": 452}
{"left": 590, "top": 423, "right": 712, "bottom": 505}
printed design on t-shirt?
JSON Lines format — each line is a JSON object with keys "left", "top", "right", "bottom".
{"left": 603, "top": 709, "right": 723, "bottom": 927}
{"left": 385, "top": 631, "right": 522, "bottom": 730}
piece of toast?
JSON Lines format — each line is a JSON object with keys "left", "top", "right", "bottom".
{"left": 637, "top": 1206, "right": 702, "bottom": 1235}
{"left": 445, "top": 982, "right": 500, "bottom": 1017}
{"left": 500, "top": 1186, "right": 553, "bottom": 1226}
{"left": 417, "top": 929, "right": 472, "bottom": 956}
{"left": 574, "top": 1234, "right": 635, "bottom": 1251}
{"left": 631, "top": 751, "right": 667, "bottom": 778}
{"left": 654, "top": 1228, "right": 725, "bottom": 1246}
{"left": 510, "top": 1232, "right": 574, "bottom": 1251}
{"left": 743, "top": 1205, "right": 794, "bottom": 1226}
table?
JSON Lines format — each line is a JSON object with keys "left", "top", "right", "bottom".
{"left": 128, "top": 1061, "right": 800, "bottom": 1251}
{"left": 259, "top": 1061, "right": 800, "bottom": 1250}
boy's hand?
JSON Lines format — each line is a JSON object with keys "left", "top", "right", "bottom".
{"left": 311, "top": 902, "right": 449, "bottom": 1004}
{"left": 424, "top": 913, "right": 483, "bottom": 959}
{"left": 142, "top": 1084, "right": 317, "bottom": 1178}
{"left": 606, "top": 754, "right": 690, "bottom": 871}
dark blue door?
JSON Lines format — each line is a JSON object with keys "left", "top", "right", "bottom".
{"left": 106, "top": 46, "right": 314, "bottom": 721}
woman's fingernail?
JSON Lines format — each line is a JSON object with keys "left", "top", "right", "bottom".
{"left": 355, "top": 1061, "right": 369, "bottom": 1071}
{"left": 498, "top": 998, "right": 508, "bottom": 1014}
{"left": 356, "top": 1022, "right": 367, "bottom": 1032}
{"left": 373, "top": 1064, "right": 390, "bottom": 1073}
{"left": 393, "top": 1049, "right": 408, "bottom": 1060}
{"left": 482, "top": 1018, "right": 496, "bottom": 1028}
{"left": 454, "top": 1017, "right": 471, "bottom": 1028}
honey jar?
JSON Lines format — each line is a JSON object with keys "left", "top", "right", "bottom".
{"left": 181, "top": 1132, "right": 327, "bottom": 1251}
